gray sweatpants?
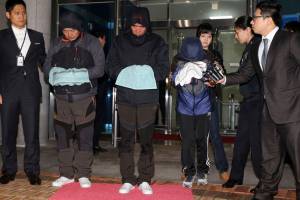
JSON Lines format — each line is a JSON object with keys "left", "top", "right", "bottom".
{"left": 54, "top": 97, "right": 95, "bottom": 179}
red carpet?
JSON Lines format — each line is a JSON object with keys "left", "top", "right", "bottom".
{"left": 49, "top": 183, "right": 193, "bottom": 200}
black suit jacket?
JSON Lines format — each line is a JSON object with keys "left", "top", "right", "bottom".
{"left": 226, "top": 30, "right": 300, "bottom": 124}
{"left": 0, "top": 27, "right": 46, "bottom": 98}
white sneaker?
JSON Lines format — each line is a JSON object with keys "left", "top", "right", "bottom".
{"left": 197, "top": 173, "right": 208, "bottom": 185}
{"left": 119, "top": 183, "right": 135, "bottom": 194}
{"left": 182, "top": 176, "right": 194, "bottom": 188}
{"left": 52, "top": 176, "right": 74, "bottom": 187}
{"left": 138, "top": 182, "right": 153, "bottom": 195}
{"left": 79, "top": 177, "right": 91, "bottom": 188}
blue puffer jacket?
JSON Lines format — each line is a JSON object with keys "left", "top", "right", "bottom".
{"left": 172, "top": 37, "right": 211, "bottom": 116}
{"left": 173, "top": 61, "right": 211, "bottom": 116}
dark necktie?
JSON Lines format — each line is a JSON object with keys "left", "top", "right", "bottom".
{"left": 261, "top": 38, "right": 269, "bottom": 70}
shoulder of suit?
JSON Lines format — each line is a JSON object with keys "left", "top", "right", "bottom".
{"left": 0, "top": 29, "right": 11, "bottom": 41}
{"left": 276, "top": 29, "right": 299, "bottom": 43}
{"left": 275, "top": 29, "right": 291, "bottom": 38}
{"left": 0, "top": 28, "right": 8, "bottom": 33}
{"left": 0, "top": 28, "right": 10, "bottom": 35}
{"left": 282, "top": 30, "right": 300, "bottom": 37}
{"left": 27, "top": 29, "right": 43, "bottom": 37}
{"left": 288, "top": 31, "right": 300, "bottom": 43}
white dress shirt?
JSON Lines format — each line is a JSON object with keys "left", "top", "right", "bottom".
{"left": 258, "top": 26, "right": 279, "bottom": 70}
{"left": 12, "top": 25, "right": 31, "bottom": 58}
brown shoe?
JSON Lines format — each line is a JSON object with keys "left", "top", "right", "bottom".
{"left": 219, "top": 171, "right": 229, "bottom": 181}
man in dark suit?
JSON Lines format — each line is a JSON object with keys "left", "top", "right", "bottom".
{"left": 0, "top": 0, "right": 46, "bottom": 185}
{"left": 218, "top": 1, "right": 300, "bottom": 199}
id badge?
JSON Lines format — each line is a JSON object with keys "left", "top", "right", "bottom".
{"left": 17, "top": 55, "right": 24, "bottom": 67}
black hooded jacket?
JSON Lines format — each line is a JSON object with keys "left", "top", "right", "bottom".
{"left": 106, "top": 7, "right": 169, "bottom": 105}
{"left": 43, "top": 33, "right": 105, "bottom": 101}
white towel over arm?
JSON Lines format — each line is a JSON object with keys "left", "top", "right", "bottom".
{"left": 175, "top": 61, "right": 207, "bottom": 86}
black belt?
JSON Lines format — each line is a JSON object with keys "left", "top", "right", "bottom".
{"left": 55, "top": 92, "right": 92, "bottom": 102}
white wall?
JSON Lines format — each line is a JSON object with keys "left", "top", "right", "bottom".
{"left": 0, "top": 0, "right": 7, "bottom": 29}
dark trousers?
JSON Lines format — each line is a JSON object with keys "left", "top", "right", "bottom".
{"left": 119, "top": 125, "right": 154, "bottom": 185}
{"left": 156, "top": 80, "right": 166, "bottom": 125}
{"left": 254, "top": 103, "right": 300, "bottom": 200}
{"left": 179, "top": 113, "right": 210, "bottom": 176}
{"left": 209, "top": 98, "right": 228, "bottom": 173}
{"left": 54, "top": 97, "right": 95, "bottom": 178}
{"left": 1, "top": 84, "right": 40, "bottom": 176}
{"left": 118, "top": 103, "right": 157, "bottom": 185}
{"left": 230, "top": 98, "right": 262, "bottom": 182}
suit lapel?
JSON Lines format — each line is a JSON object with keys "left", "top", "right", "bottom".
{"left": 7, "top": 27, "right": 20, "bottom": 54}
{"left": 264, "top": 30, "right": 281, "bottom": 72}
{"left": 252, "top": 40, "right": 263, "bottom": 76}
{"left": 249, "top": 39, "right": 264, "bottom": 89}
{"left": 25, "top": 29, "right": 34, "bottom": 60}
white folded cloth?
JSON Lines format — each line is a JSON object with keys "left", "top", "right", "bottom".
{"left": 175, "top": 61, "right": 207, "bottom": 86}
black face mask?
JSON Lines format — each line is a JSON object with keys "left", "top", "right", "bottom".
{"left": 128, "top": 31, "right": 147, "bottom": 46}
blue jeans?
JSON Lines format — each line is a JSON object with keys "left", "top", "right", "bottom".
{"left": 209, "top": 98, "right": 228, "bottom": 172}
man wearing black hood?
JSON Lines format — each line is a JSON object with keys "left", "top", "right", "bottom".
{"left": 43, "top": 11, "right": 105, "bottom": 188}
{"left": 106, "top": 7, "right": 169, "bottom": 195}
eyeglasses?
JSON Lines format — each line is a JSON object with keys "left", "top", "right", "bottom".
{"left": 253, "top": 15, "right": 270, "bottom": 20}
{"left": 131, "top": 24, "right": 145, "bottom": 28}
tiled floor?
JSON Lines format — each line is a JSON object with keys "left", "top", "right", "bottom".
{"left": 0, "top": 176, "right": 56, "bottom": 200}
{"left": 193, "top": 184, "right": 296, "bottom": 200}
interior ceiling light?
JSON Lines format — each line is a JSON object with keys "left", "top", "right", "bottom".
{"left": 209, "top": 15, "right": 233, "bottom": 20}
{"left": 185, "top": 0, "right": 191, "bottom": 3}
{"left": 178, "top": 20, "right": 183, "bottom": 27}
{"left": 176, "top": 19, "right": 192, "bottom": 28}
{"left": 183, "top": 20, "right": 190, "bottom": 27}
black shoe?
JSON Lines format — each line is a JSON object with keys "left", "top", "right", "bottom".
{"left": 27, "top": 174, "right": 41, "bottom": 185}
{"left": 0, "top": 174, "right": 15, "bottom": 184}
{"left": 222, "top": 179, "right": 243, "bottom": 188}
{"left": 250, "top": 182, "right": 261, "bottom": 193}
{"left": 93, "top": 146, "right": 107, "bottom": 154}
{"left": 250, "top": 186, "right": 258, "bottom": 193}
{"left": 98, "top": 146, "right": 107, "bottom": 152}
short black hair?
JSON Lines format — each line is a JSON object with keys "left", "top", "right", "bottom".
{"left": 196, "top": 23, "right": 214, "bottom": 38}
{"left": 5, "top": 0, "right": 26, "bottom": 12}
{"left": 256, "top": 1, "right": 281, "bottom": 26}
{"left": 284, "top": 21, "right": 300, "bottom": 33}
{"left": 234, "top": 16, "right": 253, "bottom": 30}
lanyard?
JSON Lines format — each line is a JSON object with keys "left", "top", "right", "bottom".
{"left": 18, "top": 30, "right": 27, "bottom": 56}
